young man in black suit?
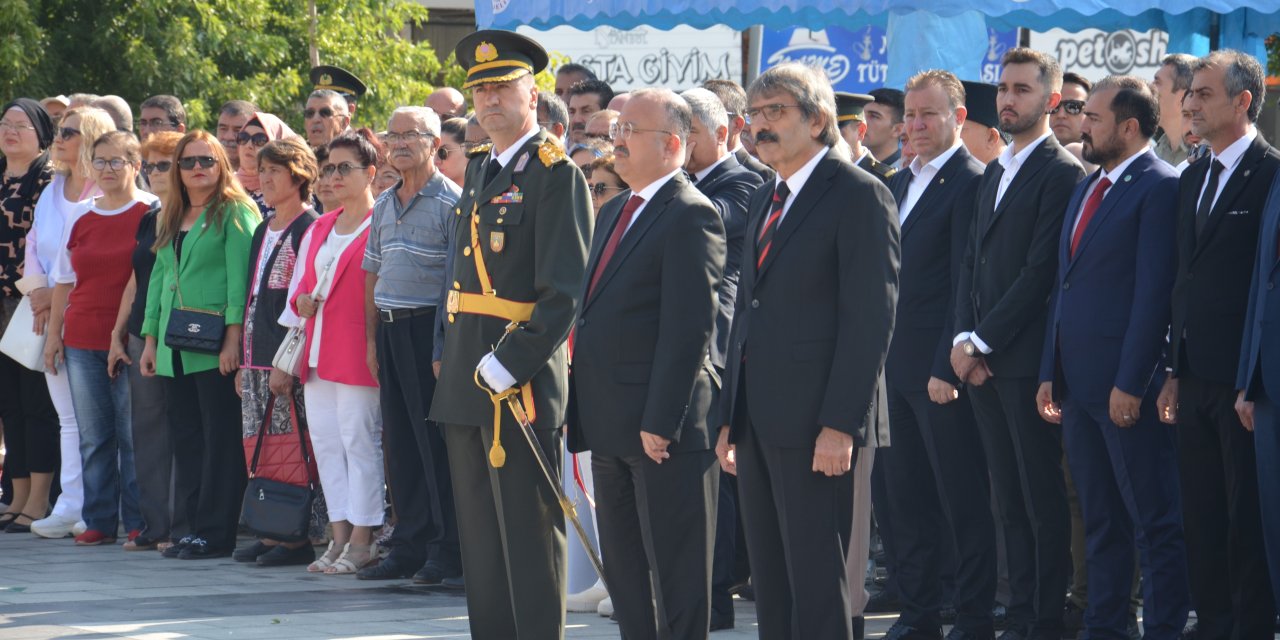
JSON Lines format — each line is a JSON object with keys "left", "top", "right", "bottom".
{"left": 1161, "top": 50, "right": 1279, "bottom": 639}
{"left": 717, "top": 62, "right": 899, "bottom": 640}
{"left": 881, "top": 70, "right": 996, "bottom": 640}
{"left": 950, "top": 47, "right": 1085, "bottom": 640}
{"left": 681, "top": 86, "right": 764, "bottom": 632}
{"left": 567, "top": 88, "right": 726, "bottom": 640}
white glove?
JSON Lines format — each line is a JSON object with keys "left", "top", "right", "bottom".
{"left": 478, "top": 352, "right": 517, "bottom": 393}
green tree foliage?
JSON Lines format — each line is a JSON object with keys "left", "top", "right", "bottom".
{"left": 7, "top": 0, "right": 455, "bottom": 131}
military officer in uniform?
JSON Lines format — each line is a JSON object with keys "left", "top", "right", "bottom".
{"left": 310, "top": 65, "right": 368, "bottom": 120}
{"left": 429, "top": 30, "right": 593, "bottom": 640}
{"left": 837, "top": 92, "right": 897, "bottom": 184}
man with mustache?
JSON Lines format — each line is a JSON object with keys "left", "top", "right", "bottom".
{"left": 567, "top": 79, "right": 614, "bottom": 147}
{"left": 951, "top": 47, "right": 1084, "bottom": 640}
{"left": 304, "top": 89, "right": 352, "bottom": 149}
{"left": 357, "top": 106, "right": 464, "bottom": 586}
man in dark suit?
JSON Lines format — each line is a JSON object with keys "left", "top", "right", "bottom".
{"left": 716, "top": 62, "right": 899, "bottom": 640}
{"left": 837, "top": 92, "right": 897, "bottom": 183}
{"left": 703, "top": 78, "right": 776, "bottom": 183}
{"left": 568, "top": 88, "right": 726, "bottom": 640}
{"left": 880, "top": 70, "right": 996, "bottom": 640}
{"left": 1036, "top": 75, "right": 1189, "bottom": 640}
{"left": 680, "top": 86, "right": 764, "bottom": 632}
{"left": 1162, "top": 50, "right": 1280, "bottom": 639}
{"left": 951, "top": 48, "right": 1084, "bottom": 640}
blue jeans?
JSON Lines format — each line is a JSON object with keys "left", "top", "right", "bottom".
{"left": 66, "top": 347, "right": 141, "bottom": 535}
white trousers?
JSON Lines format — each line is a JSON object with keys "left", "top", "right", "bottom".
{"left": 45, "top": 368, "right": 82, "bottom": 519}
{"left": 846, "top": 447, "right": 875, "bottom": 616}
{"left": 304, "top": 377, "right": 384, "bottom": 527}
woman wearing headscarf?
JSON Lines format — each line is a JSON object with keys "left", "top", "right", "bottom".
{"left": 25, "top": 106, "right": 116, "bottom": 540}
{"left": 0, "top": 98, "right": 60, "bottom": 534}
{"left": 236, "top": 113, "right": 297, "bottom": 217}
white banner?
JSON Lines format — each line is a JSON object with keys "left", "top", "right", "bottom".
{"left": 1029, "top": 28, "right": 1170, "bottom": 83}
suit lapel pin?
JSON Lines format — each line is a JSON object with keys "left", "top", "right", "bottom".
{"left": 1245, "top": 169, "right": 1252, "bottom": 177}
{"left": 1124, "top": 174, "right": 1132, "bottom": 182}
{"left": 939, "top": 178, "right": 945, "bottom": 184}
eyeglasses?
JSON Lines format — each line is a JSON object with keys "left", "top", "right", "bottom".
{"left": 744, "top": 104, "right": 801, "bottom": 122}
{"left": 0, "top": 121, "right": 35, "bottom": 132}
{"left": 91, "top": 158, "right": 130, "bottom": 172}
{"left": 56, "top": 127, "right": 80, "bottom": 141}
{"left": 236, "top": 131, "right": 270, "bottom": 148}
{"left": 385, "top": 130, "right": 432, "bottom": 145}
{"left": 582, "top": 132, "right": 611, "bottom": 142}
{"left": 591, "top": 182, "right": 624, "bottom": 197}
{"left": 1051, "top": 99, "right": 1086, "bottom": 116}
{"left": 462, "top": 140, "right": 491, "bottom": 153}
{"left": 609, "top": 121, "right": 674, "bottom": 142}
{"left": 178, "top": 155, "right": 217, "bottom": 170}
{"left": 320, "top": 162, "right": 368, "bottom": 177}
{"left": 304, "top": 107, "right": 336, "bottom": 119}
{"left": 137, "top": 118, "right": 177, "bottom": 130}
{"left": 142, "top": 160, "right": 172, "bottom": 176}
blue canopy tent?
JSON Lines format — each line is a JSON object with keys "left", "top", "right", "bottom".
{"left": 476, "top": 0, "right": 1280, "bottom": 86}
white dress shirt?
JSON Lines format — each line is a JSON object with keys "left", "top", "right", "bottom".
{"left": 490, "top": 127, "right": 541, "bottom": 169}
{"left": 1196, "top": 126, "right": 1257, "bottom": 214}
{"left": 994, "top": 132, "right": 1053, "bottom": 209}
{"left": 772, "top": 146, "right": 829, "bottom": 225}
{"left": 900, "top": 140, "right": 964, "bottom": 225}
{"left": 1069, "top": 147, "right": 1147, "bottom": 237}
{"left": 622, "top": 168, "right": 682, "bottom": 234}
{"left": 693, "top": 153, "right": 731, "bottom": 184}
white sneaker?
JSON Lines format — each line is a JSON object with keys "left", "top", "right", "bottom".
{"left": 31, "top": 513, "right": 79, "bottom": 539}
{"left": 72, "top": 520, "right": 87, "bottom": 536}
{"left": 597, "top": 596, "right": 614, "bottom": 617}
{"left": 567, "top": 582, "right": 609, "bottom": 613}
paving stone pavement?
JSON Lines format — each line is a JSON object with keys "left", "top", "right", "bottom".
{"left": 0, "top": 532, "right": 905, "bottom": 639}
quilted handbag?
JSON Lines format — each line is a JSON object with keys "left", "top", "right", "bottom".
{"left": 240, "top": 394, "right": 316, "bottom": 542}
{"left": 164, "top": 234, "right": 225, "bottom": 354}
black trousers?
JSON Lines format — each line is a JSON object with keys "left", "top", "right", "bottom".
{"left": 444, "top": 422, "right": 566, "bottom": 640}
{"left": 166, "top": 356, "right": 245, "bottom": 550}
{"left": 968, "top": 375, "right": 1069, "bottom": 637}
{"left": 882, "top": 385, "right": 996, "bottom": 634}
{"left": 377, "top": 310, "right": 460, "bottom": 571}
{"left": 737, "top": 417, "right": 854, "bottom": 640}
{"left": 1176, "top": 374, "right": 1276, "bottom": 640}
{"left": 0, "top": 351, "right": 58, "bottom": 478}
{"left": 594, "top": 451, "right": 717, "bottom": 640}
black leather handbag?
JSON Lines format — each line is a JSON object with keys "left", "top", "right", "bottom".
{"left": 163, "top": 235, "right": 226, "bottom": 354}
{"left": 240, "top": 395, "right": 315, "bottom": 543}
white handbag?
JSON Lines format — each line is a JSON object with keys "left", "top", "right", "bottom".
{"left": 271, "top": 218, "right": 370, "bottom": 376}
{"left": 0, "top": 296, "right": 47, "bottom": 372}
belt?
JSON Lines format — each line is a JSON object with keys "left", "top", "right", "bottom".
{"left": 378, "top": 306, "right": 435, "bottom": 323}
{"left": 445, "top": 290, "right": 534, "bottom": 324}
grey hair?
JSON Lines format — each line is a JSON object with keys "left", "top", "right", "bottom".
{"left": 747, "top": 63, "right": 841, "bottom": 148}
{"left": 1194, "top": 49, "right": 1266, "bottom": 122}
{"left": 680, "top": 87, "right": 729, "bottom": 134}
{"left": 390, "top": 105, "right": 441, "bottom": 138}
{"left": 537, "top": 92, "right": 569, "bottom": 131}
{"left": 308, "top": 89, "right": 349, "bottom": 114}
{"left": 630, "top": 87, "right": 692, "bottom": 145}
{"left": 1161, "top": 53, "right": 1198, "bottom": 93}
{"left": 91, "top": 95, "right": 133, "bottom": 132}
{"left": 66, "top": 93, "right": 100, "bottom": 108}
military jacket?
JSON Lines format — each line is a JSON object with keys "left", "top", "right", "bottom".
{"left": 429, "top": 128, "right": 593, "bottom": 430}
{"left": 858, "top": 153, "right": 897, "bottom": 184}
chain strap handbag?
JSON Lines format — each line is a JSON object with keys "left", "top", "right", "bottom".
{"left": 164, "top": 229, "right": 226, "bottom": 354}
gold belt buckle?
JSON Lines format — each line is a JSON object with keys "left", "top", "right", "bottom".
{"left": 446, "top": 290, "right": 460, "bottom": 314}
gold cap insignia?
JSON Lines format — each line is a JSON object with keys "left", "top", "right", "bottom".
{"left": 319, "top": 73, "right": 333, "bottom": 86}
{"left": 476, "top": 42, "right": 499, "bottom": 63}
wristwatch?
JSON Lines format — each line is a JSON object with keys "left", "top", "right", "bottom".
{"left": 962, "top": 340, "right": 978, "bottom": 357}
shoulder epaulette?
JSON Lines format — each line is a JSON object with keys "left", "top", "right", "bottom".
{"left": 467, "top": 142, "right": 492, "bottom": 158}
{"left": 538, "top": 140, "right": 568, "bottom": 167}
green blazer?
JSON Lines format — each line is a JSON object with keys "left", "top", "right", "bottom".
{"left": 142, "top": 200, "right": 259, "bottom": 377}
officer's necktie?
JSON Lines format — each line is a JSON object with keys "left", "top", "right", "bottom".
{"left": 1196, "top": 159, "right": 1225, "bottom": 237}
{"left": 1070, "top": 176, "right": 1111, "bottom": 258}
{"left": 756, "top": 182, "right": 791, "bottom": 270}
{"left": 587, "top": 194, "right": 645, "bottom": 298}
{"left": 483, "top": 157, "right": 502, "bottom": 188}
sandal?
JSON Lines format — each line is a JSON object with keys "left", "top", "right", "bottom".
{"left": 325, "top": 543, "right": 376, "bottom": 575}
{"left": 5, "top": 513, "right": 42, "bottom": 534}
{"left": 307, "top": 540, "right": 342, "bottom": 573}
{"left": 0, "top": 513, "right": 18, "bottom": 528}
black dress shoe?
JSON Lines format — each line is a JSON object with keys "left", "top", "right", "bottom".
{"left": 179, "top": 538, "right": 232, "bottom": 559}
{"left": 163, "top": 535, "right": 195, "bottom": 558}
{"left": 852, "top": 615, "right": 865, "bottom": 640}
{"left": 1062, "top": 601, "right": 1085, "bottom": 637}
{"left": 413, "top": 563, "right": 455, "bottom": 585}
{"left": 865, "top": 588, "right": 903, "bottom": 614}
{"left": 233, "top": 540, "right": 272, "bottom": 563}
{"left": 883, "top": 621, "right": 943, "bottom": 640}
{"left": 946, "top": 628, "right": 995, "bottom": 640}
{"left": 710, "top": 612, "right": 735, "bottom": 632}
{"left": 256, "top": 543, "right": 316, "bottom": 567}
{"left": 357, "top": 555, "right": 418, "bottom": 580}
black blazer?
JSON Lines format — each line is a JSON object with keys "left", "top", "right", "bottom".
{"left": 243, "top": 209, "right": 317, "bottom": 368}
{"left": 955, "top": 135, "right": 1085, "bottom": 378}
{"left": 886, "top": 145, "right": 984, "bottom": 390}
{"left": 735, "top": 147, "right": 776, "bottom": 183}
{"left": 695, "top": 153, "right": 764, "bottom": 369}
{"left": 1170, "top": 133, "right": 1280, "bottom": 386}
{"left": 720, "top": 148, "right": 900, "bottom": 448}
{"left": 567, "top": 173, "right": 726, "bottom": 457}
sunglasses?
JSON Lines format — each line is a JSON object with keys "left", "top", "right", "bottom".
{"left": 1052, "top": 99, "right": 1086, "bottom": 116}
{"left": 304, "top": 107, "right": 336, "bottom": 119}
{"left": 591, "top": 183, "right": 623, "bottom": 197}
{"left": 236, "top": 131, "right": 270, "bottom": 147}
{"left": 437, "top": 145, "right": 457, "bottom": 161}
{"left": 141, "top": 160, "right": 172, "bottom": 176}
{"left": 56, "top": 127, "right": 80, "bottom": 141}
{"left": 320, "top": 162, "right": 368, "bottom": 177}
{"left": 178, "top": 155, "right": 217, "bottom": 171}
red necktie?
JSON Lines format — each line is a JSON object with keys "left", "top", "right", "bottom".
{"left": 1070, "top": 176, "right": 1111, "bottom": 258}
{"left": 587, "top": 194, "right": 644, "bottom": 298}
{"left": 756, "top": 183, "right": 791, "bottom": 269}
